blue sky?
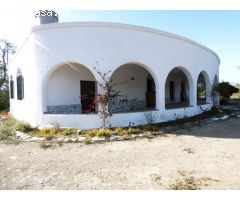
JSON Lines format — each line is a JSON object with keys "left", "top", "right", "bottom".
{"left": 1, "top": 10, "right": 240, "bottom": 84}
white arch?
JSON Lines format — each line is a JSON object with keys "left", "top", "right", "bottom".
{"left": 197, "top": 71, "right": 211, "bottom": 104}
{"left": 165, "top": 66, "right": 195, "bottom": 107}
{"left": 42, "top": 61, "right": 97, "bottom": 113}
{"left": 110, "top": 62, "right": 158, "bottom": 112}
{"left": 110, "top": 61, "right": 159, "bottom": 89}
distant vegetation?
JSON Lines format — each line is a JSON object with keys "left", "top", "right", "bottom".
{"left": 0, "top": 40, "right": 15, "bottom": 112}
{"left": 231, "top": 83, "right": 240, "bottom": 99}
{"left": 214, "top": 81, "right": 239, "bottom": 104}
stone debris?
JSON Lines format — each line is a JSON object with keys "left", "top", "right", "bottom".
{"left": 110, "top": 135, "right": 122, "bottom": 141}
{"left": 71, "top": 138, "right": 77, "bottom": 142}
{"left": 22, "top": 134, "right": 31, "bottom": 140}
{"left": 220, "top": 115, "right": 229, "bottom": 120}
{"left": 30, "top": 137, "right": 44, "bottom": 141}
{"left": 211, "top": 115, "right": 230, "bottom": 121}
{"left": 64, "top": 138, "right": 70, "bottom": 142}
{"left": 77, "top": 136, "right": 86, "bottom": 142}
{"left": 92, "top": 136, "right": 105, "bottom": 141}
{"left": 15, "top": 131, "right": 25, "bottom": 138}
{"left": 211, "top": 117, "right": 220, "bottom": 121}
{"left": 56, "top": 138, "right": 64, "bottom": 142}
{"left": 131, "top": 134, "right": 138, "bottom": 138}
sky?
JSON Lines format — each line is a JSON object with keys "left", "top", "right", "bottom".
{"left": 0, "top": 10, "right": 239, "bottom": 84}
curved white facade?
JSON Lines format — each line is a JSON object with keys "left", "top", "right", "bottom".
{"left": 9, "top": 22, "right": 220, "bottom": 129}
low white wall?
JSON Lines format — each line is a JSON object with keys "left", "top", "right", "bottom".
{"left": 41, "top": 104, "right": 212, "bottom": 129}
{"left": 41, "top": 114, "right": 102, "bottom": 129}
{"left": 162, "top": 104, "right": 212, "bottom": 122}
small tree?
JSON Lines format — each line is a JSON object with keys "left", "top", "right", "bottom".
{"left": 214, "top": 81, "right": 239, "bottom": 104}
{"left": 0, "top": 40, "right": 15, "bottom": 111}
{"left": 93, "top": 65, "right": 135, "bottom": 128}
{"left": 0, "top": 40, "right": 15, "bottom": 89}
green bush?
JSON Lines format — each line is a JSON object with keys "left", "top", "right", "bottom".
{"left": 214, "top": 82, "right": 239, "bottom": 104}
{"left": 0, "top": 91, "right": 9, "bottom": 111}
{"left": 16, "top": 122, "right": 33, "bottom": 133}
{"left": 0, "top": 118, "right": 17, "bottom": 140}
{"left": 0, "top": 126, "right": 13, "bottom": 140}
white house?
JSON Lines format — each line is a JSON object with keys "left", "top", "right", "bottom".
{"left": 9, "top": 11, "right": 220, "bottom": 129}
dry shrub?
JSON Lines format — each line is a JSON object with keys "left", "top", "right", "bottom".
{"left": 114, "top": 127, "right": 141, "bottom": 136}
{"left": 34, "top": 127, "right": 58, "bottom": 137}
{"left": 59, "top": 128, "right": 78, "bottom": 136}
{"left": 96, "top": 129, "right": 112, "bottom": 138}
{"left": 169, "top": 177, "right": 200, "bottom": 190}
{"left": 84, "top": 129, "right": 112, "bottom": 138}
{"left": 15, "top": 122, "right": 33, "bottom": 133}
{"left": 183, "top": 148, "right": 195, "bottom": 154}
{"left": 39, "top": 142, "right": 54, "bottom": 149}
{"left": 84, "top": 138, "right": 92, "bottom": 145}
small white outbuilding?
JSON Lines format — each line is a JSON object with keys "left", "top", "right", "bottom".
{"left": 9, "top": 11, "right": 220, "bottom": 129}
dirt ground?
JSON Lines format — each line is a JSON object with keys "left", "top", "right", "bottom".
{"left": 0, "top": 118, "right": 240, "bottom": 190}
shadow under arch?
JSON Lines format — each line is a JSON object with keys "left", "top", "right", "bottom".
{"left": 197, "top": 70, "right": 211, "bottom": 105}
{"left": 165, "top": 66, "right": 194, "bottom": 109}
{"left": 42, "top": 61, "right": 97, "bottom": 114}
{"left": 109, "top": 61, "right": 158, "bottom": 113}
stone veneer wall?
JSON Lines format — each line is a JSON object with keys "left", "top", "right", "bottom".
{"left": 46, "top": 104, "right": 81, "bottom": 114}
{"left": 109, "top": 99, "right": 146, "bottom": 113}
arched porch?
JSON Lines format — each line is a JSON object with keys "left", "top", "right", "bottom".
{"left": 44, "top": 62, "right": 97, "bottom": 114}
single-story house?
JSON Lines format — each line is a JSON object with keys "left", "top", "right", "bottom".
{"left": 9, "top": 11, "right": 220, "bottom": 129}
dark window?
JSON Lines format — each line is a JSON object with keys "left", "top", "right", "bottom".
{"left": 10, "top": 78, "right": 14, "bottom": 99}
{"left": 170, "top": 81, "right": 175, "bottom": 101}
{"left": 17, "top": 75, "right": 24, "bottom": 100}
{"left": 146, "top": 75, "right": 156, "bottom": 108}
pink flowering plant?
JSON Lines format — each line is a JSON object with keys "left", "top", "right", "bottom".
{"left": 93, "top": 64, "right": 135, "bottom": 128}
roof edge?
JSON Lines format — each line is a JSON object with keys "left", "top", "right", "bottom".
{"left": 32, "top": 21, "right": 220, "bottom": 64}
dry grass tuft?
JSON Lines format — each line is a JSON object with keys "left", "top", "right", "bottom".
{"left": 114, "top": 127, "right": 141, "bottom": 136}
{"left": 169, "top": 176, "right": 200, "bottom": 190}
{"left": 183, "top": 148, "right": 195, "bottom": 154}
{"left": 39, "top": 142, "right": 55, "bottom": 149}
{"left": 84, "top": 138, "right": 92, "bottom": 145}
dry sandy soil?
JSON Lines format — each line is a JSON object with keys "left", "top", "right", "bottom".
{"left": 1, "top": 118, "right": 240, "bottom": 190}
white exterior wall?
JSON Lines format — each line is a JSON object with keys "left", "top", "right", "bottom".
{"left": 9, "top": 22, "right": 220, "bottom": 129}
